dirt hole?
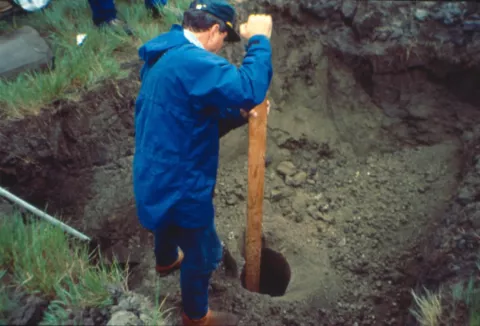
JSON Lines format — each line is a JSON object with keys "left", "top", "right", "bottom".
{"left": 240, "top": 247, "right": 291, "bottom": 297}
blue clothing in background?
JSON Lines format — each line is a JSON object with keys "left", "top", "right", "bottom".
{"left": 88, "top": 0, "right": 167, "bottom": 25}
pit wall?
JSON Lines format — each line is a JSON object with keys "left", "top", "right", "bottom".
{"left": 0, "top": 76, "right": 140, "bottom": 233}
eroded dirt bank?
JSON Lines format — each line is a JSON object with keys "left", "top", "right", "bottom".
{"left": 1, "top": 1, "right": 480, "bottom": 325}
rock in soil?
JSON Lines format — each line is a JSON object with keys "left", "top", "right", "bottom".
{"left": 107, "top": 311, "right": 140, "bottom": 326}
{"left": 8, "top": 296, "right": 48, "bottom": 326}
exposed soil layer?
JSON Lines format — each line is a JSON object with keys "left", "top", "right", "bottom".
{"left": 0, "top": 73, "right": 140, "bottom": 235}
{"left": 2, "top": 1, "right": 480, "bottom": 325}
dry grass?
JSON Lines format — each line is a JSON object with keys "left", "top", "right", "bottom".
{"left": 410, "top": 288, "right": 443, "bottom": 326}
{"left": 411, "top": 267, "right": 480, "bottom": 326}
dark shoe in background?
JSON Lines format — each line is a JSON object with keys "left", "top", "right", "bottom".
{"left": 150, "top": 5, "right": 162, "bottom": 18}
{"left": 101, "top": 18, "right": 133, "bottom": 36}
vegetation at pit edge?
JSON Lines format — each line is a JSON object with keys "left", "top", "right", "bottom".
{"left": 0, "top": 210, "right": 166, "bottom": 324}
{"left": 410, "top": 262, "right": 480, "bottom": 326}
{"left": 0, "top": 0, "right": 190, "bottom": 118}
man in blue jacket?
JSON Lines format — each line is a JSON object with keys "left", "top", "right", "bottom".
{"left": 133, "top": 0, "right": 272, "bottom": 325}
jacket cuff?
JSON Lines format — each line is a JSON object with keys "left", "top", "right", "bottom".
{"left": 246, "top": 35, "right": 271, "bottom": 48}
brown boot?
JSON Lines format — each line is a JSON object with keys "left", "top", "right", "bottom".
{"left": 182, "top": 309, "right": 239, "bottom": 326}
{"left": 155, "top": 249, "right": 184, "bottom": 277}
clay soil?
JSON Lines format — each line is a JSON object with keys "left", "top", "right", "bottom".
{"left": 2, "top": 1, "right": 480, "bottom": 325}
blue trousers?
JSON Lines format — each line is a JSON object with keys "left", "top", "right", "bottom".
{"left": 155, "top": 221, "right": 223, "bottom": 319}
{"left": 88, "top": 0, "right": 168, "bottom": 25}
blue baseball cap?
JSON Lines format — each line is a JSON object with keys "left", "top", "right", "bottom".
{"left": 188, "top": 0, "right": 241, "bottom": 42}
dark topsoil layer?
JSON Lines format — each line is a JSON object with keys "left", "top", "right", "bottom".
{"left": 2, "top": 1, "right": 480, "bottom": 325}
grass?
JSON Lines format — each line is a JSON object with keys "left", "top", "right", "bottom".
{"left": 452, "top": 275, "right": 480, "bottom": 326}
{"left": 0, "top": 269, "right": 19, "bottom": 325}
{"left": 410, "top": 287, "right": 443, "bottom": 326}
{"left": 0, "top": 0, "right": 190, "bottom": 118}
{"left": 0, "top": 210, "right": 166, "bottom": 324}
{"left": 411, "top": 258, "right": 480, "bottom": 326}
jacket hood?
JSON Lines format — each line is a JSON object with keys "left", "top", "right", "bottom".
{"left": 138, "top": 24, "right": 190, "bottom": 67}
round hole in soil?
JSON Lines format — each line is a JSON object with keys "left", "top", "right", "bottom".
{"left": 240, "top": 247, "right": 291, "bottom": 297}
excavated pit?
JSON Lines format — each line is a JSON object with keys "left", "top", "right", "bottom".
{"left": 1, "top": 1, "right": 480, "bottom": 324}
{"left": 240, "top": 248, "right": 291, "bottom": 297}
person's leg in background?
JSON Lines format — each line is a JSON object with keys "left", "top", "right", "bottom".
{"left": 145, "top": 0, "right": 167, "bottom": 10}
{"left": 145, "top": 0, "right": 167, "bottom": 17}
{"left": 87, "top": 0, "right": 132, "bottom": 34}
{"left": 87, "top": 0, "right": 116, "bottom": 26}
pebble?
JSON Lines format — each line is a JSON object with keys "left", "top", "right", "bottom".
{"left": 295, "top": 215, "right": 305, "bottom": 223}
{"left": 107, "top": 311, "right": 140, "bottom": 326}
{"left": 110, "top": 305, "right": 121, "bottom": 314}
{"left": 317, "top": 223, "right": 325, "bottom": 233}
{"left": 286, "top": 171, "right": 307, "bottom": 187}
{"left": 270, "top": 187, "right": 293, "bottom": 202}
{"left": 414, "top": 9, "right": 429, "bottom": 21}
{"left": 303, "top": 151, "right": 313, "bottom": 161}
{"left": 457, "top": 187, "right": 475, "bottom": 205}
{"left": 399, "top": 215, "right": 408, "bottom": 225}
{"left": 341, "top": 0, "right": 357, "bottom": 19}
{"left": 307, "top": 205, "right": 322, "bottom": 220}
{"left": 140, "top": 313, "right": 152, "bottom": 325}
{"left": 226, "top": 194, "right": 238, "bottom": 206}
{"left": 470, "top": 211, "right": 480, "bottom": 229}
{"left": 276, "top": 161, "right": 297, "bottom": 177}
{"left": 318, "top": 211, "right": 334, "bottom": 223}
{"left": 319, "top": 203, "right": 330, "bottom": 213}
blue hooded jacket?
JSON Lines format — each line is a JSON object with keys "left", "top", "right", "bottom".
{"left": 133, "top": 24, "right": 273, "bottom": 231}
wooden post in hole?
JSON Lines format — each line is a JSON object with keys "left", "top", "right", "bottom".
{"left": 245, "top": 99, "right": 268, "bottom": 293}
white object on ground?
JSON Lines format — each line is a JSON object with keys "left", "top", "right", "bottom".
{"left": 0, "top": 186, "right": 91, "bottom": 241}
{"left": 13, "top": 0, "right": 50, "bottom": 12}
{"left": 77, "top": 34, "right": 87, "bottom": 46}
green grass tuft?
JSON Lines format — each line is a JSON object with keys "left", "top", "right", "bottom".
{"left": 452, "top": 274, "right": 480, "bottom": 326}
{"left": 0, "top": 210, "right": 126, "bottom": 300}
{"left": 412, "top": 256, "right": 480, "bottom": 326}
{"left": 0, "top": 210, "right": 158, "bottom": 324}
{"left": 0, "top": 269, "right": 18, "bottom": 325}
{"left": 0, "top": 0, "right": 189, "bottom": 118}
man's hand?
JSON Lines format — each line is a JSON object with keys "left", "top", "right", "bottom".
{"left": 240, "top": 100, "right": 270, "bottom": 119}
{"left": 240, "top": 14, "right": 273, "bottom": 40}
